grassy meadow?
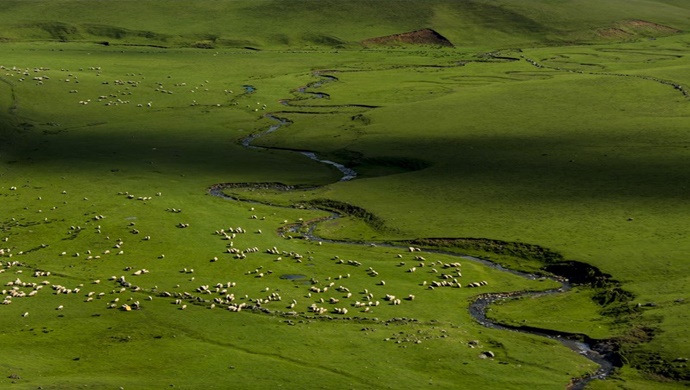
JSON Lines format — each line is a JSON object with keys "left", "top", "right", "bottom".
{"left": 1, "top": 1, "right": 690, "bottom": 389}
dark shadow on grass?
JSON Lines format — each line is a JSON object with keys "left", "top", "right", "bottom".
{"left": 345, "top": 133, "right": 690, "bottom": 202}
{"left": 1, "top": 121, "right": 689, "bottom": 203}
{"left": 0, "top": 124, "right": 340, "bottom": 183}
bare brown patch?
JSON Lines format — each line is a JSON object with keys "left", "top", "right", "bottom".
{"left": 597, "top": 19, "right": 681, "bottom": 39}
{"left": 362, "top": 28, "right": 453, "bottom": 47}
{"left": 625, "top": 19, "right": 680, "bottom": 32}
{"left": 598, "top": 28, "right": 632, "bottom": 39}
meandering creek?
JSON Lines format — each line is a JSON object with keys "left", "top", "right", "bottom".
{"left": 218, "top": 72, "right": 615, "bottom": 388}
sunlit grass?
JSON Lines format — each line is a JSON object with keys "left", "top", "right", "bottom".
{"left": 1, "top": 2, "right": 690, "bottom": 387}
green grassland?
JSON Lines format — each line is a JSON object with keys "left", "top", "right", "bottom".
{"left": 1, "top": 1, "right": 690, "bottom": 388}
{"left": 1, "top": 0, "right": 690, "bottom": 49}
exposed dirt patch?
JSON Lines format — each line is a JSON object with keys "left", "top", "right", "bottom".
{"left": 597, "top": 20, "right": 681, "bottom": 39}
{"left": 626, "top": 19, "right": 680, "bottom": 32}
{"left": 598, "top": 28, "right": 633, "bottom": 39}
{"left": 362, "top": 28, "right": 453, "bottom": 47}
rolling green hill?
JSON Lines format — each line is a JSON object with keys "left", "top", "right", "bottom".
{"left": 1, "top": 1, "right": 690, "bottom": 389}
{"left": 0, "top": 0, "right": 689, "bottom": 49}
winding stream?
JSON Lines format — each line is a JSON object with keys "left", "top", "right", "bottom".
{"left": 240, "top": 75, "right": 357, "bottom": 181}
{"left": 217, "top": 71, "right": 615, "bottom": 388}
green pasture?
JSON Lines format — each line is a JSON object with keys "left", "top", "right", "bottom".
{"left": 228, "top": 35, "right": 690, "bottom": 384}
{"left": 0, "top": 42, "right": 594, "bottom": 389}
{"left": 1, "top": 1, "right": 690, "bottom": 388}
{"left": 2, "top": 0, "right": 690, "bottom": 49}
{"left": 487, "top": 288, "right": 617, "bottom": 339}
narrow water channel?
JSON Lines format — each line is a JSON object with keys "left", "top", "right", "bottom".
{"left": 219, "top": 71, "right": 615, "bottom": 388}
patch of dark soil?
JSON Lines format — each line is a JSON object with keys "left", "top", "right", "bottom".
{"left": 627, "top": 350, "right": 690, "bottom": 381}
{"left": 592, "top": 286, "right": 634, "bottom": 306}
{"left": 544, "top": 261, "right": 612, "bottom": 287}
{"left": 593, "top": 286, "right": 641, "bottom": 318}
{"left": 362, "top": 28, "right": 454, "bottom": 47}
{"left": 613, "top": 325, "right": 690, "bottom": 381}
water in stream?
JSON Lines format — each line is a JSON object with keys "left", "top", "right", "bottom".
{"left": 220, "top": 72, "right": 614, "bottom": 388}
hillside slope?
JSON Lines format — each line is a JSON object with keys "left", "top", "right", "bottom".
{"left": 0, "top": 0, "right": 688, "bottom": 49}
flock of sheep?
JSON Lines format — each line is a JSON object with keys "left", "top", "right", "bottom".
{"left": 0, "top": 61, "right": 495, "bottom": 363}
{"left": 0, "top": 184, "right": 493, "bottom": 327}
{"left": 1, "top": 63, "right": 265, "bottom": 114}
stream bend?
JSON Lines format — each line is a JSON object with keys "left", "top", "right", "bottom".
{"left": 213, "top": 71, "right": 616, "bottom": 389}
